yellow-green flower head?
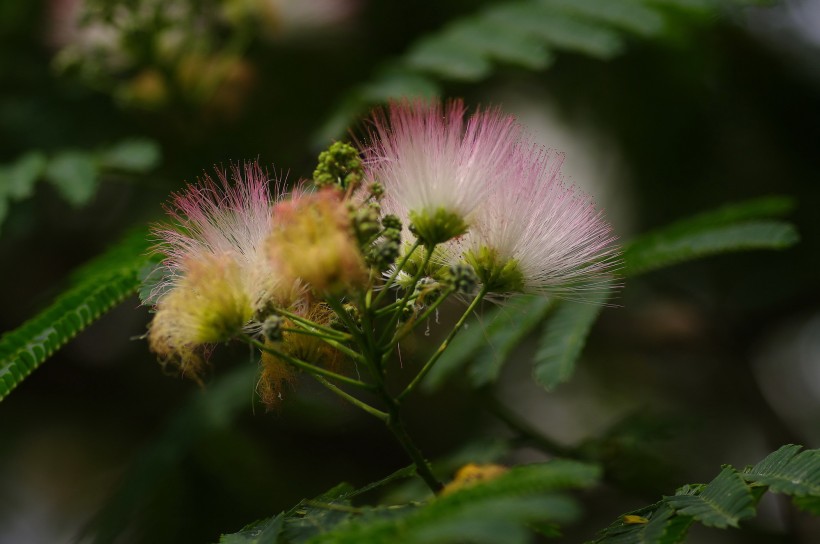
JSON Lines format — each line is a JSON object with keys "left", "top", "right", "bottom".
{"left": 148, "top": 162, "right": 301, "bottom": 373}
{"left": 362, "top": 99, "right": 522, "bottom": 246}
{"left": 151, "top": 162, "right": 301, "bottom": 313}
{"left": 148, "top": 253, "right": 253, "bottom": 377}
{"left": 266, "top": 187, "right": 368, "bottom": 294}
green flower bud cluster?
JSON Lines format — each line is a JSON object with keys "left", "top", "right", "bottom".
{"left": 447, "top": 263, "right": 478, "bottom": 295}
{"left": 362, "top": 214, "right": 403, "bottom": 271}
{"left": 412, "top": 277, "right": 442, "bottom": 305}
{"left": 368, "top": 182, "right": 384, "bottom": 199}
{"left": 369, "top": 226, "right": 401, "bottom": 270}
{"left": 313, "top": 141, "right": 364, "bottom": 191}
{"left": 351, "top": 203, "right": 382, "bottom": 246}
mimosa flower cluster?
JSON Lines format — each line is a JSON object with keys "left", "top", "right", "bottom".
{"left": 146, "top": 99, "right": 619, "bottom": 406}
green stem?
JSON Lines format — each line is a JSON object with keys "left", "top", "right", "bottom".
{"left": 389, "top": 286, "right": 455, "bottom": 348}
{"left": 374, "top": 239, "right": 422, "bottom": 307}
{"left": 279, "top": 327, "right": 364, "bottom": 363}
{"left": 275, "top": 308, "right": 351, "bottom": 340}
{"left": 383, "top": 400, "right": 443, "bottom": 493}
{"left": 397, "top": 285, "right": 488, "bottom": 401}
{"left": 313, "top": 375, "right": 388, "bottom": 421}
{"left": 374, "top": 292, "right": 420, "bottom": 317}
{"left": 377, "top": 246, "right": 436, "bottom": 348}
{"left": 241, "top": 334, "right": 375, "bottom": 391}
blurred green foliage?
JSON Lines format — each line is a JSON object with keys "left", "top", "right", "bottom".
{"left": 1, "top": 0, "right": 819, "bottom": 543}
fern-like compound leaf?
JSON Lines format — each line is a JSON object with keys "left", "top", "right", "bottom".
{"left": 664, "top": 467, "right": 755, "bottom": 529}
{"left": 314, "top": 0, "right": 743, "bottom": 145}
{"left": 533, "top": 284, "right": 612, "bottom": 391}
{"left": 0, "top": 228, "right": 154, "bottom": 401}
{"left": 742, "top": 444, "right": 820, "bottom": 498}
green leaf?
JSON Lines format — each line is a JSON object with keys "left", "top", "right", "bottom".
{"left": 538, "top": 0, "right": 666, "bottom": 37}
{"left": 305, "top": 460, "right": 600, "bottom": 544}
{"left": 468, "top": 296, "right": 554, "bottom": 387}
{"left": 590, "top": 502, "right": 692, "bottom": 544}
{"left": 220, "top": 513, "right": 285, "bottom": 544}
{"left": 422, "top": 295, "right": 552, "bottom": 392}
{"left": 222, "top": 461, "right": 599, "bottom": 544}
{"left": 98, "top": 138, "right": 161, "bottom": 173}
{"left": 591, "top": 445, "right": 818, "bottom": 542}
{"left": 406, "top": 34, "right": 493, "bottom": 81}
{"left": 533, "top": 285, "right": 611, "bottom": 390}
{"left": 44, "top": 150, "right": 100, "bottom": 206}
{"left": 623, "top": 220, "right": 798, "bottom": 277}
{"left": 741, "top": 444, "right": 820, "bottom": 497}
{"left": 0, "top": 228, "right": 154, "bottom": 401}
{"left": 486, "top": 4, "right": 624, "bottom": 59}
{"left": 0, "top": 151, "right": 47, "bottom": 201}
{"left": 793, "top": 495, "right": 820, "bottom": 516}
{"left": 315, "top": 0, "right": 731, "bottom": 142}
{"left": 665, "top": 467, "right": 755, "bottom": 528}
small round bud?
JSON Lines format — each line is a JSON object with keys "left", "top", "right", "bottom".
{"left": 313, "top": 141, "right": 364, "bottom": 191}
{"left": 368, "top": 182, "right": 384, "bottom": 199}
{"left": 369, "top": 238, "right": 400, "bottom": 270}
{"left": 398, "top": 304, "right": 416, "bottom": 324}
{"left": 382, "top": 227, "right": 401, "bottom": 244}
{"left": 381, "top": 214, "right": 402, "bottom": 231}
{"left": 352, "top": 205, "right": 381, "bottom": 244}
{"left": 262, "top": 315, "right": 285, "bottom": 342}
{"left": 448, "top": 263, "right": 478, "bottom": 295}
{"left": 413, "top": 276, "right": 442, "bottom": 303}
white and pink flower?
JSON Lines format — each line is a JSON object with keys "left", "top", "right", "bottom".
{"left": 362, "top": 99, "right": 521, "bottom": 245}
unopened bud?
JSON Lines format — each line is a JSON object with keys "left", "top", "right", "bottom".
{"left": 352, "top": 205, "right": 381, "bottom": 244}
{"left": 369, "top": 238, "right": 400, "bottom": 270}
{"left": 313, "top": 141, "right": 364, "bottom": 190}
{"left": 368, "top": 182, "right": 384, "bottom": 199}
{"left": 448, "top": 263, "right": 478, "bottom": 295}
{"left": 413, "top": 276, "right": 442, "bottom": 303}
{"left": 262, "top": 315, "right": 285, "bottom": 342}
{"left": 382, "top": 227, "right": 401, "bottom": 244}
{"left": 381, "top": 214, "right": 401, "bottom": 231}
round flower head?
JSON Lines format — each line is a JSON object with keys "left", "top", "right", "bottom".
{"left": 152, "top": 162, "right": 295, "bottom": 312}
{"left": 266, "top": 187, "right": 368, "bottom": 294}
{"left": 458, "top": 145, "right": 619, "bottom": 299}
{"left": 149, "top": 253, "right": 252, "bottom": 378}
{"left": 148, "top": 162, "right": 294, "bottom": 372}
{"left": 363, "top": 99, "right": 521, "bottom": 246}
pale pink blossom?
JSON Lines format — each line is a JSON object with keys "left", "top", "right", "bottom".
{"left": 459, "top": 144, "right": 619, "bottom": 298}
{"left": 152, "top": 162, "right": 286, "bottom": 311}
{"left": 362, "top": 99, "right": 521, "bottom": 244}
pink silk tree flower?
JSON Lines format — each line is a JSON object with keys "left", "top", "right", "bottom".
{"left": 152, "top": 162, "right": 292, "bottom": 313}
{"left": 362, "top": 99, "right": 521, "bottom": 246}
{"left": 459, "top": 145, "right": 620, "bottom": 299}
{"left": 147, "top": 162, "right": 295, "bottom": 373}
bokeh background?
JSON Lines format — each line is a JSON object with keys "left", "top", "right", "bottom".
{"left": 1, "top": 0, "right": 819, "bottom": 542}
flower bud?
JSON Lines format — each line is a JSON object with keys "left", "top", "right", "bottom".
{"left": 447, "top": 263, "right": 478, "bottom": 295}
{"left": 262, "top": 315, "right": 285, "bottom": 342}
{"left": 268, "top": 188, "right": 368, "bottom": 294}
{"left": 313, "top": 141, "right": 363, "bottom": 191}
{"left": 381, "top": 214, "right": 402, "bottom": 231}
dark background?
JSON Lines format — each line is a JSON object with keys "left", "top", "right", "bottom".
{"left": 1, "top": 1, "right": 819, "bottom": 542}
